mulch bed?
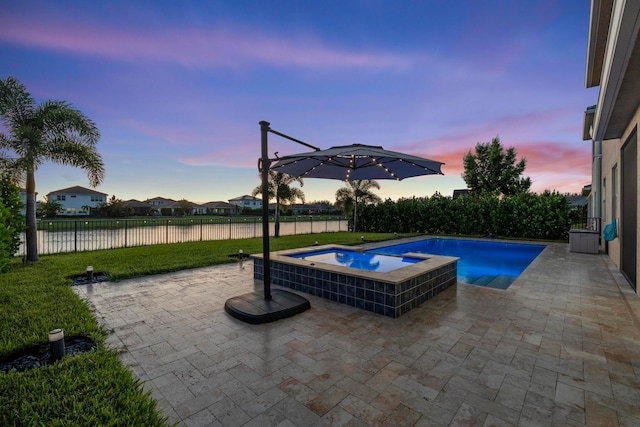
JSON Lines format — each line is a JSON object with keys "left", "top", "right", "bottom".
{"left": 0, "top": 336, "right": 97, "bottom": 373}
{"left": 68, "top": 272, "right": 109, "bottom": 286}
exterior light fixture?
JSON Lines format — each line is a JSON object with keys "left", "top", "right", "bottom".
{"left": 49, "top": 329, "right": 65, "bottom": 362}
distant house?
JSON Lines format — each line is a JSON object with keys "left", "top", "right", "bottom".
{"left": 46, "top": 186, "right": 107, "bottom": 216}
{"left": 18, "top": 188, "right": 27, "bottom": 216}
{"left": 229, "top": 195, "right": 261, "bottom": 210}
{"left": 566, "top": 195, "right": 588, "bottom": 209}
{"left": 201, "top": 201, "right": 237, "bottom": 215}
{"left": 146, "top": 197, "right": 178, "bottom": 216}
{"left": 452, "top": 189, "right": 470, "bottom": 200}
{"left": 124, "top": 199, "right": 154, "bottom": 216}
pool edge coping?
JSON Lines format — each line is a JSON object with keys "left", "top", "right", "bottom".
{"left": 251, "top": 244, "right": 459, "bottom": 284}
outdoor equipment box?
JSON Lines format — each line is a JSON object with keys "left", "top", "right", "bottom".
{"left": 569, "top": 229, "right": 599, "bottom": 254}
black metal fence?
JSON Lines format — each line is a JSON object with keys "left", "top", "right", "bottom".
{"left": 17, "top": 216, "right": 347, "bottom": 255}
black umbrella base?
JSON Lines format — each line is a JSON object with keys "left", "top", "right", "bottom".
{"left": 224, "top": 289, "right": 310, "bottom": 324}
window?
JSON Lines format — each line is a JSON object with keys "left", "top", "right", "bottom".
{"left": 91, "top": 196, "right": 103, "bottom": 202}
{"left": 56, "top": 195, "right": 66, "bottom": 201}
{"left": 66, "top": 208, "right": 76, "bottom": 214}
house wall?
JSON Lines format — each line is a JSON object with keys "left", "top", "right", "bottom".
{"left": 619, "top": 105, "right": 640, "bottom": 287}
{"left": 601, "top": 136, "right": 622, "bottom": 267}
{"left": 600, "top": 103, "right": 640, "bottom": 285}
{"left": 52, "top": 192, "right": 106, "bottom": 215}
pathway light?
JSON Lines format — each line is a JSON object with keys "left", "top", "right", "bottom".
{"left": 49, "top": 329, "right": 65, "bottom": 362}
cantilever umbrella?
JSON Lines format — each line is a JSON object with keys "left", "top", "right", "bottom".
{"left": 224, "top": 122, "right": 445, "bottom": 325}
{"left": 271, "top": 143, "right": 444, "bottom": 233}
{"left": 270, "top": 143, "right": 444, "bottom": 182}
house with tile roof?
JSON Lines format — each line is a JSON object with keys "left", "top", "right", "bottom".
{"left": 228, "top": 195, "right": 261, "bottom": 210}
{"left": 46, "top": 186, "right": 107, "bottom": 216}
{"left": 201, "top": 201, "right": 238, "bottom": 215}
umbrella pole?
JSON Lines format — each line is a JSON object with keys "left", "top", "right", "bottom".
{"left": 353, "top": 199, "right": 357, "bottom": 232}
{"left": 260, "top": 121, "right": 272, "bottom": 300}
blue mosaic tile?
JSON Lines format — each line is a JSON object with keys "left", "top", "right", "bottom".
{"left": 259, "top": 255, "right": 456, "bottom": 318}
{"left": 365, "top": 289, "right": 374, "bottom": 301}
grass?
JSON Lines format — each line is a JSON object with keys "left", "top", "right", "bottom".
{"left": 0, "top": 231, "right": 409, "bottom": 425}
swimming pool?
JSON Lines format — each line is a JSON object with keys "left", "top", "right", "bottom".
{"left": 289, "top": 249, "right": 422, "bottom": 273}
{"left": 369, "top": 238, "right": 545, "bottom": 289}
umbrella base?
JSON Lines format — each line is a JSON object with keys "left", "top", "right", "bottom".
{"left": 224, "top": 289, "right": 310, "bottom": 324}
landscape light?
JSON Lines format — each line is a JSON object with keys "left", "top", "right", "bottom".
{"left": 49, "top": 329, "right": 65, "bottom": 362}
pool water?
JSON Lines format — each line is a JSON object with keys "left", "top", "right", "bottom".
{"left": 370, "top": 238, "right": 545, "bottom": 289}
{"left": 289, "top": 249, "right": 422, "bottom": 273}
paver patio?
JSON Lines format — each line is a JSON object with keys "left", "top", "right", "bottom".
{"left": 73, "top": 241, "right": 640, "bottom": 426}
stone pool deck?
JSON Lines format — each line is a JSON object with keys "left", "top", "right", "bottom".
{"left": 74, "top": 241, "right": 640, "bottom": 426}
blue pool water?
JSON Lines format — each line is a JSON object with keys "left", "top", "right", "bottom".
{"left": 370, "top": 238, "right": 545, "bottom": 288}
{"left": 289, "top": 249, "right": 422, "bottom": 273}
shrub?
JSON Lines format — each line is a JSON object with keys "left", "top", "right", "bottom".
{"left": 358, "top": 191, "right": 572, "bottom": 240}
{"left": 0, "top": 174, "right": 25, "bottom": 271}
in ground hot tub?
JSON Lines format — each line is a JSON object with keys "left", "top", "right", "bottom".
{"left": 253, "top": 245, "right": 458, "bottom": 318}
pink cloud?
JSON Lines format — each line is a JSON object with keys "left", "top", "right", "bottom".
{"left": 0, "top": 14, "right": 412, "bottom": 70}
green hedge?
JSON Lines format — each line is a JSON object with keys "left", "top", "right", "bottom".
{"left": 358, "top": 191, "right": 573, "bottom": 240}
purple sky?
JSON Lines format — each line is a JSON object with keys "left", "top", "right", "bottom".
{"left": 0, "top": 1, "right": 597, "bottom": 204}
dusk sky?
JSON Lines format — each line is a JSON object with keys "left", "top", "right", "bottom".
{"left": 1, "top": 1, "right": 597, "bottom": 205}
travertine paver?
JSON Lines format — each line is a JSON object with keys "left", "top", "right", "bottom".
{"left": 73, "top": 241, "right": 640, "bottom": 426}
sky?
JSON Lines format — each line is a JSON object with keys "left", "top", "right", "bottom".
{"left": 0, "top": 0, "right": 598, "bottom": 205}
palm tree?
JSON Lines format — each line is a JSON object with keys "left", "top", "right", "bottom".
{"left": 0, "top": 77, "right": 104, "bottom": 261}
{"left": 335, "top": 180, "right": 382, "bottom": 232}
{"left": 37, "top": 196, "right": 64, "bottom": 218}
{"left": 252, "top": 171, "right": 304, "bottom": 237}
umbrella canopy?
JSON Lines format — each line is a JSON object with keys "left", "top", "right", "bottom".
{"left": 269, "top": 143, "right": 444, "bottom": 181}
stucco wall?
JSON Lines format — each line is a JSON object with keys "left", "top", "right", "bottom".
{"left": 618, "top": 104, "right": 640, "bottom": 288}
{"left": 602, "top": 104, "right": 640, "bottom": 285}
{"left": 601, "top": 136, "right": 621, "bottom": 266}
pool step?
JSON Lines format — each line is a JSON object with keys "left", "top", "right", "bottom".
{"left": 472, "top": 275, "right": 495, "bottom": 286}
{"left": 471, "top": 275, "right": 517, "bottom": 290}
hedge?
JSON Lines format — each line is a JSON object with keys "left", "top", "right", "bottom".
{"left": 357, "top": 191, "right": 573, "bottom": 241}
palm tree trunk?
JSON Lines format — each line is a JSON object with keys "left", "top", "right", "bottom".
{"left": 25, "top": 169, "right": 39, "bottom": 262}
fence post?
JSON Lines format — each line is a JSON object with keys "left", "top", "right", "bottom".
{"left": 310, "top": 216, "right": 313, "bottom": 234}
{"left": 124, "top": 220, "right": 128, "bottom": 248}
{"left": 74, "top": 220, "right": 78, "bottom": 252}
{"left": 166, "top": 219, "right": 169, "bottom": 244}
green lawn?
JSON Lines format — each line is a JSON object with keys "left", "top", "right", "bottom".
{"left": 0, "top": 232, "right": 408, "bottom": 425}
